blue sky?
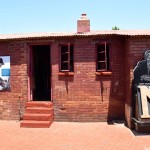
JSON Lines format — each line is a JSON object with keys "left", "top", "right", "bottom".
{"left": 0, "top": 0, "right": 150, "bottom": 34}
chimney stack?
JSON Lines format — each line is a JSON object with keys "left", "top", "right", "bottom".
{"left": 77, "top": 14, "right": 90, "bottom": 33}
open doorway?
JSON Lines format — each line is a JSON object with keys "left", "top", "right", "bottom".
{"left": 30, "top": 45, "right": 51, "bottom": 101}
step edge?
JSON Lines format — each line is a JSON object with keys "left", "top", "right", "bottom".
{"left": 23, "top": 113, "right": 52, "bottom": 116}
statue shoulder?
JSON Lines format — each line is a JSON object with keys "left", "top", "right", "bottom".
{"left": 137, "top": 60, "right": 146, "bottom": 66}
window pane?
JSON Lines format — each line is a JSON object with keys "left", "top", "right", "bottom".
{"left": 61, "top": 62, "right": 69, "bottom": 70}
{"left": 60, "top": 45, "right": 69, "bottom": 71}
{"left": 60, "top": 44, "right": 74, "bottom": 71}
{"left": 97, "top": 52, "right": 105, "bottom": 61}
{"left": 61, "top": 45, "right": 68, "bottom": 53}
{"left": 70, "top": 45, "right": 74, "bottom": 72}
{"left": 98, "top": 62, "right": 106, "bottom": 70}
{"left": 97, "top": 44, "right": 105, "bottom": 52}
{"left": 106, "top": 45, "right": 110, "bottom": 70}
{"left": 61, "top": 53, "right": 68, "bottom": 62}
{"left": 97, "top": 43, "right": 110, "bottom": 71}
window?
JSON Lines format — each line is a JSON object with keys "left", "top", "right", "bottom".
{"left": 96, "top": 42, "right": 110, "bottom": 71}
{"left": 60, "top": 43, "right": 74, "bottom": 72}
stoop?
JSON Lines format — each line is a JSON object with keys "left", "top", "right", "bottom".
{"left": 20, "top": 101, "right": 54, "bottom": 128}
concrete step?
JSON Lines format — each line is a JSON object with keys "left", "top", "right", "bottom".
{"left": 21, "top": 101, "right": 54, "bottom": 128}
{"left": 26, "top": 107, "right": 53, "bottom": 114}
{"left": 20, "top": 120, "right": 52, "bottom": 128}
{"left": 23, "top": 113, "right": 53, "bottom": 121}
{"left": 26, "top": 101, "right": 53, "bottom": 108}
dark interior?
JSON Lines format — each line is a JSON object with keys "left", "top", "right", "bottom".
{"left": 32, "top": 45, "right": 51, "bottom": 101}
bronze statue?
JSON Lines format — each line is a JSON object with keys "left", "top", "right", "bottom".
{"left": 134, "top": 50, "right": 150, "bottom": 85}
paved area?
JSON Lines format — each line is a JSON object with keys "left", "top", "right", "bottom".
{"left": 0, "top": 121, "right": 150, "bottom": 150}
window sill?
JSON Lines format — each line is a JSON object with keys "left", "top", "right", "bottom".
{"left": 58, "top": 72, "right": 74, "bottom": 76}
{"left": 95, "top": 72, "right": 112, "bottom": 76}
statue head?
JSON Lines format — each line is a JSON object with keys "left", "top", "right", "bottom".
{"left": 144, "top": 50, "right": 150, "bottom": 60}
{"left": 144, "top": 50, "right": 150, "bottom": 74}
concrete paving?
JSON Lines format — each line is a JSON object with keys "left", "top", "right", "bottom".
{"left": 0, "top": 121, "right": 150, "bottom": 150}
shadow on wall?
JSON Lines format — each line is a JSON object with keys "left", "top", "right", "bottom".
{"left": 58, "top": 75, "right": 74, "bottom": 94}
{"left": 96, "top": 75, "right": 125, "bottom": 122}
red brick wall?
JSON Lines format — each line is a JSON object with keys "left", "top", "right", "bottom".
{"left": 0, "top": 36, "right": 126, "bottom": 122}
{"left": 52, "top": 36, "right": 125, "bottom": 122}
{"left": 125, "top": 37, "right": 150, "bottom": 127}
{"left": 0, "top": 42, "right": 28, "bottom": 120}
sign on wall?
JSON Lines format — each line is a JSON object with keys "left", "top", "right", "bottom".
{"left": 0, "top": 56, "right": 10, "bottom": 91}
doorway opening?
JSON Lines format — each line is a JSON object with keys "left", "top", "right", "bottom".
{"left": 30, "top": 45, "right": 51, "bottom": 101}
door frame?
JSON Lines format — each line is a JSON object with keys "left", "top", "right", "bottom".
{"left": 27, "top": 43, "right": 52, "bottom": 101}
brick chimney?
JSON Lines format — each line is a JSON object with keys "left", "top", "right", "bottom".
{"left": 77, "top": 14, "right": 90, "bottom": 33}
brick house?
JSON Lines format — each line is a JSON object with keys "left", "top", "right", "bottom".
{"left": 0, "top": 14, "right": 150, "bottom": 128}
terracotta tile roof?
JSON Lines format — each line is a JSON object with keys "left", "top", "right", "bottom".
{"left": 0, "top": 30, "right": 150, "bottom": 40}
